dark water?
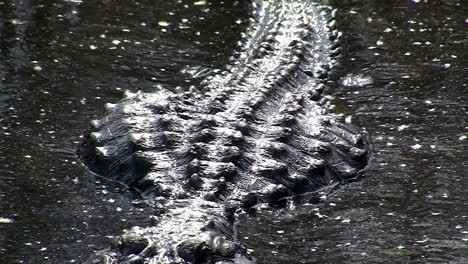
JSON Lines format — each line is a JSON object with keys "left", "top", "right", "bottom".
{"left": 0, "top": 0, "right": 466, "bottom": 263}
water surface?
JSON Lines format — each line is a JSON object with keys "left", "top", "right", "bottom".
{"left": 0, "top": 0, "right": 466, "bottom": 263}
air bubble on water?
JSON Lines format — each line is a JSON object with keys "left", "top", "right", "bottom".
{"left": 158, "top": 21, "right": 170, "bottom": 27}
{"left": 194, "top": 0, "right": 207, "bottom": 5}
{"left": 0, "top": 217, "right": 14, "bottom": 224}
{"left": 411, "top": 144, "right": 422, "bottom": 150}
{"left": 397, "top": 124, "right": 409, "bottom": 131}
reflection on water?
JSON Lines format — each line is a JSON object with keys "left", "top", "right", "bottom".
{"left": 0, "top": 0, "right": 466, "bottom": 263}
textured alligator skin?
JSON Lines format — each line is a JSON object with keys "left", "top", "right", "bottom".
{"left": 78, "top": 1, "right": 369, "bottom": 263}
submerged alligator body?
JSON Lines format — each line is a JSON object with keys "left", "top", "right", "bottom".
{"left": 79, "top": 1, "right": 369, "bottom": 263}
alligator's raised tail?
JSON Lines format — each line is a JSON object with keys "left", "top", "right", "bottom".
{"left": 78, "top": 1, "right": 369, "bottom": 263}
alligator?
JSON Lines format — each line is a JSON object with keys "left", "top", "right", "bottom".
{"left": 78, "top": 1, "right": 369, "bottom": 263}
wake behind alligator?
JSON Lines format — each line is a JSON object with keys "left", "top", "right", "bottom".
{"left": 78, "top": 1, "right": 369, "bottom": 263}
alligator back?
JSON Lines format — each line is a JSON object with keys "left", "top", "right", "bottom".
{"left": 79, "top": 1, "right": 369, "bottom": 263}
